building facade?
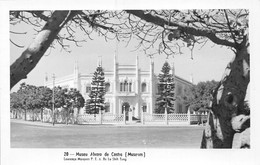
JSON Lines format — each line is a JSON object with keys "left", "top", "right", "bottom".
{"left": 44, "top": 54, "right": 193, "bottom": 118}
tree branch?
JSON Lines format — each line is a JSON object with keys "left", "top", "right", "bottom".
{"left": 10, "top": 11, "right": 78, "bottom": 89}
{"left": 125, "top": 10, "right": 236, "bottom": 48}
{"left": 27, "top": 11, "right": 49, "bottom": 22}
{"left": 78, "top": 11, "right": 115, "bottom": 32}
{"left": 10, "top": 39, "right": 25, "bottom": 48}
{"left": 223, "top": 9, "right": 238, "bottom": 46}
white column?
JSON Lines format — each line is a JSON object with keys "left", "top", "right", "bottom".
{"left": 187, "top": 107, "right": 191, "bottom": 125}
{"left": 135, "top": 102, "right": 139, "bottom": 118}
{"left": 74, "top": 61, "right": 79, "bottom": 90}
{"left": 136, "top": 55, "right": 139, "bottom": 94}
{"left": 113, "top": 52, "right": 117, "bottom": 115}
{"left": 149, "top": 57, "right": 154, "bottom": 114}
{"left": 136, "top": 55, "right": 140, "bottom": 117}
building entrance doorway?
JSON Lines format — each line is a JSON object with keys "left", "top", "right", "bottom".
{"left": 122, "top": 102, "right": 130, "bottom": 121}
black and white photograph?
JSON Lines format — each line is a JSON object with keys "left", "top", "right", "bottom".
{"left": 1, "top": 0, "right": 260, "bottom": 164}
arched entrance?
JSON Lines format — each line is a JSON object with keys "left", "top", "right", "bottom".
{"left": 122, "top": 102, "right": 130, "bottom": 120}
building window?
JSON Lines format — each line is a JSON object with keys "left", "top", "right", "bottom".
{"left": 86, "top": 85, "right": 91, "bottom": 93}
{"left": 120, "top": 83, "right": 123, "bottom": 91}
{"left": 129, "top": 82, "right": 132, "bottom": 92}
{"left": 105, "top": 102, "right": 110, "bottom": 113}
{"left": 124, "top": 81, "right": 128, "bottom": 92}
{"left": 105, "top": 83, "right": 110, "bottom": 92}
{"left": 142, "top": 103, "right": 147, "bottom": 112}
{"left": 141, "top": 83, "right": 147, "bottom": 92}
{"left": 120, "top": 80, "right": 133, "bottom": 92}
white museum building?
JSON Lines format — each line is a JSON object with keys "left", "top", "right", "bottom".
{"left": 44, "top": 54, "right": 193, "bottom": 119}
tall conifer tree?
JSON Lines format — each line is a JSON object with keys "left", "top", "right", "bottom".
{"left": 155, "top": 61, "right": 175, "bottom": 114}
{"left": 87, "top": 65, "right": 106, "bottom": 114}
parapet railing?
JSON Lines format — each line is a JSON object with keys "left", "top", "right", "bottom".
{"left": 10, "top": 110, "right": 207, "bottom": 125}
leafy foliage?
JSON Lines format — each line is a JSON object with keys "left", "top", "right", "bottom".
{"left": 37, "top": 86, "right": 53, "bottom": 109}
{"left": 17, "top": 83, "right": 36, "bottom": 113}
{"left": 62, "top": 88, "right": 85, "bottom": 111}
{"left": 87, "top": 65, "right": 106, "bottom": 114}
{"left": 55, "top": 87, "right": 85, "bottom": 124}
{"left": 10, "top": 83, "right": 85, "bottom": 121}
{"left": 10, "top": 92, "right": 22, "bottom": 110}
{"left": 10, "top": 92, "right": 23, "bottom": 118}
{"left": 155, "top": 61, "right": 175, "bottom": 114}
{"left": 182, "top": 80, "right": 218, "bottom": 112}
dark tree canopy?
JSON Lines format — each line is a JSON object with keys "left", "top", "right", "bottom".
{"left": 183, "top": 80, "right": 219, "bottom": 112}
{"left": 10, "top": 83, "right": 85, "bottom": 122}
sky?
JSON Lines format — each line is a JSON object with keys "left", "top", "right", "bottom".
{"left": 10, "top": 19, "right": 236, "bottom": 94}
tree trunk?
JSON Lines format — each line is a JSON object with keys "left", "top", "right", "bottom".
{"left": 32, "top": 110, "right": 35, "bottom": 122}
{"left": 24, "top": 109, "right": 27, "bottom": 121}
{"left": 66, "top": 108, "right": 68, "bottom": 125}
{"left": 201, "top": 35, "right": 250, "bottom": 148}
{"left": 41, "top": 108, "right": 43, "bottom": 122}
{"left": 74, "top": 107, "right": 79, "bottom": 124}
{"left": 10, "top": 11, "right": 78, "bottom": 89}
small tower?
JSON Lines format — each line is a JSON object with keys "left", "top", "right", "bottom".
{"left": 44, "top": 72, "right": 48, "bottom": 86}
{"left": 113, "top": 41, "right": 118, "bottom": 114}
{"left": 136, "top": 55, "right": 139, "bottom": 93}
{"left": 97, "top": 56, "right": 103, "bottom": 67}
{"left": 135, "top": 55, "right": 140, "bottom": 117}
{"left": 74, "top": 61, "right": 79, "bottom": 75}
{"left": 149, "top": 56, "right": 154, "bottom": 114}
{"left": 74, "top": 61, "right": 79, "bottom": 89}
{"left": 113, "top": 51, "right": 118, "bottom": 90}
{"left": 190, "top": 74, "right": 194, "bottom": 84}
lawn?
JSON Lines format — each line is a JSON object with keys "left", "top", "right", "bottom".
{"left": 11, "top": 120, "right": 204, "bottom": 148}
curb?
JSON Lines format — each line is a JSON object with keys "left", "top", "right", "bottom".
{"left": 11, "top": 119, "right": 205, "bottom": 128}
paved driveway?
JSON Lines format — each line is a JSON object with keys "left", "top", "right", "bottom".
{"left": 11, "top": 119, "right": 204, "bottom": 148}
